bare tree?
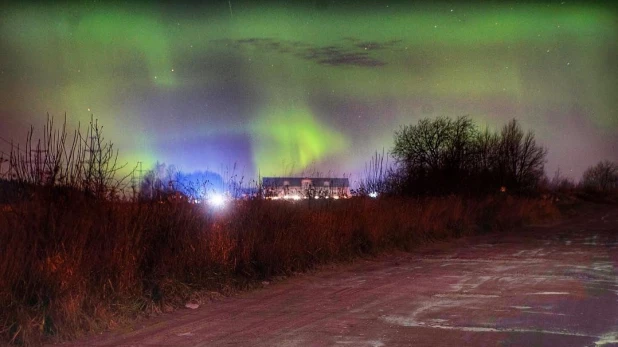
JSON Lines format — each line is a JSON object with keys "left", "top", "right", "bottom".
{"left": 472, "top": 127, "right": 500, "bottom": 174}
{"left": 391, "top": 116, "right": 479, "bottom": 195}
{"left": 392, "top": 117, "right": 454, "bottom": 172}
{"left": 582, "top": 160, "right": 618, "bottom": 192}
{"left": 497, "top": 120, "right": 547, "bottom": 193}
{"left": 82, "top": 117, "right": 129, "bottom": 198}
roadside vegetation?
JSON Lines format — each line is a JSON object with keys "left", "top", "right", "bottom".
{"left": 356, "top": 116, "right": 547, "bottom": 196}
{"left": 2, "top": 114, "right": 614, "bottom": 345}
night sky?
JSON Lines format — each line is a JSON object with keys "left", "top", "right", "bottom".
{"left": 1, "top": 1, "right": 616, "bottom": 181}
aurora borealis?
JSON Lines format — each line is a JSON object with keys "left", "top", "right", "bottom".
{"left": 0, "top": 1, "right": 616, "bottom": 181}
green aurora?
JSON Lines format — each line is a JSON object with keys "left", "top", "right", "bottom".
{"left": 0, "top": 2, "right": 616, "bottom": 179}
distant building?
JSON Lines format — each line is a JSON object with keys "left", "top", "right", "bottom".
{"left": 261, "top": 177, "right": 350, "bottom": 199}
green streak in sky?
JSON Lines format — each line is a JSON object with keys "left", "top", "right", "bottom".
{"left": 251, "top": 104, "right": 348, "bottom": 176}
{"left": 73, "top": 10, "right": 175, "bottom": 87}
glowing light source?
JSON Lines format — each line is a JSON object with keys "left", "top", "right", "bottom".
{"left": 208, "top": 193, "right": 226, "bottom": 207}
{"left": 369, "top": 192, "right": 378, "bottom": 198}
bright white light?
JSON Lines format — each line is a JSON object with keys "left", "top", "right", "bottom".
{"left": 292, "top": 194, "right": 301, "bottom": 200}
{"left": 208, "top": 194, "right": 226, "bottom": 207}
{"left": 369, "top": 192, "right": 378, "bottom": 198}
{"left": 333, "top": 195, "right": 340, "bottom": 199}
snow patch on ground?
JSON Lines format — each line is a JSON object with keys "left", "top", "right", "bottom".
{"left": 593, "top": 262, "right": 614, "bottom": 272}
{"left": 382, "top": 315, "right": 598, "bottom": 338}
{"left": 522, "top": 310, "right": 568, "bottom": 316}
{"left": 420, "top": 258, "right": 543, "bottom": 264}
{"left": 595, "top": 332, "right": 618, "bottom": 346}
{"left": 334, "top": 337, "right": 384, "bottom": 347}
{"left": 513, "top": 248, "right": 545, "bottom": 257}
{"left": 434, "top": 293, "right": 500, "bottom": 298}
{"left": 449, "top": 275, "right": 493, "bottom": 291}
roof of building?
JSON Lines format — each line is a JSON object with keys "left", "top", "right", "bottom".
{"left": 262, "top": 177, "right": 350, "bottom": 187}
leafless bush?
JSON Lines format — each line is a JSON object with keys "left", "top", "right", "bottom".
{"left": 354, "top": 149, "right": 392, "bottom": 196}
{"left": 581, "top": 160, "right": 618, "bottom": 192}
{"left": 2, "top": 115, "right": 130, "bottom": 200}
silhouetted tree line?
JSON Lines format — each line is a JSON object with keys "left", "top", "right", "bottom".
{"left": 380, "top": 116, "right": 547, "bottom": 196}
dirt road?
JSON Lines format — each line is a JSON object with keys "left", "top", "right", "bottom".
{"left": 62, "top": 205, "right": 617, "bottom": 346}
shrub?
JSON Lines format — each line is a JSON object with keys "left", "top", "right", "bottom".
{"left": 581, "top": 160, "right": 618, "bottom": 192}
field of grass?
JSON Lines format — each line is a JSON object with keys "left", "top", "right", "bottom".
{"left": 0, "top": 191, "right": 559, "bottom": 345}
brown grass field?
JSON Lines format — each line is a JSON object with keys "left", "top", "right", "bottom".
{"left": 0, "top": 192, "right": 559, "bottom": 345}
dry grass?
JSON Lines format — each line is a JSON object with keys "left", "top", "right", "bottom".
{"left": 0, "top": 192, "right": 559, "bottom": 345}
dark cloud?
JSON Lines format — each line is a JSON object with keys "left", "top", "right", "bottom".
{"left": 354, "top": 40, "right": 403, "bottom": 51}
{"left": 297, "top": 45, "right": 386, "bottom": 67}
{"left": 214, "top": 37, "right": 400, "bottom": 67}
{"left": 311, "top": 50, "right": 385, "bottom": 67}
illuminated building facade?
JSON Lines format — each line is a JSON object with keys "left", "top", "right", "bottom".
{"left": 261, "top": 177, "right": 350, "bottom": 199}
